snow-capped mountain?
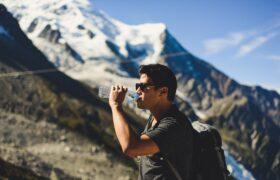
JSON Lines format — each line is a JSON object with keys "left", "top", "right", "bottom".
{"left": 2, "top": 1, "right": 279, "bottom": 179}
{"left": 2, "top": 0, "right": 170, "bottom": 80}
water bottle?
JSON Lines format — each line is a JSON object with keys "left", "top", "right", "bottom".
{"left": 98, "top": 86, "right": 140, "bottom": 102}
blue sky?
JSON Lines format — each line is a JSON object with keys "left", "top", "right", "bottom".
{"left": 91, "top": 0, "right": 280, "bottom": 92}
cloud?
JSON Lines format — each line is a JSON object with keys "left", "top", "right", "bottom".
{"left": 202, "top": 32, "right": 246, "bottom": 55}
{"left": 202, "top": 20, "right": 280, "bottom": 57}
{"left": 267, "top": 55, "right": 280, "bottom": 61}
{"left": 236, "top": 32, "right": 278, "bottom": 57}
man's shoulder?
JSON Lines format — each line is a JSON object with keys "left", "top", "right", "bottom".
{"left": 157, "top": 116, "right": 185, "bottom": 134}
{"left": 160, "top": 116, "right": 177, "bottom": 122}
{"left": 163, "top": 107, "right": 192, "bottom": 127}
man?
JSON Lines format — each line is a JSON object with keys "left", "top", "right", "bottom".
{"left": 109, "top": 64, "right": 193, "bottom": 180}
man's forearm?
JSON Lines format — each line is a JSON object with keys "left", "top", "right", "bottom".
{"left": 111, "top": 106, "right": 138, "bottom": 153}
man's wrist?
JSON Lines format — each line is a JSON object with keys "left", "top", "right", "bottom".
{"left": 110, "top": 104, "right": 123, "bottom": 111}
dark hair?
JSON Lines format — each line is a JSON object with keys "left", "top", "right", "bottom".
{"left": 139, "top": 64, "right": 177, "bottom": 101}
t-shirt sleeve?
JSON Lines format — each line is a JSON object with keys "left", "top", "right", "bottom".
{"left": 144, "top": 117, "right": 183, "bottom": 156}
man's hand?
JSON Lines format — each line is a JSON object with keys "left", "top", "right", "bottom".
{"left": 109, "top": 85, "right": 128, "bottom": 108}
{"left": 109, "top": 85, "right": 160, "bottom": 157}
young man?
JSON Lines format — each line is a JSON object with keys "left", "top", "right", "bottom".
{"left": 109, "top": 64, "right": 193, "bottom": 180}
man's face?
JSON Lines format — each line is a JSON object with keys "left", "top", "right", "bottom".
{"left": 136, "top": 74, "right": 160, "bottom": 110}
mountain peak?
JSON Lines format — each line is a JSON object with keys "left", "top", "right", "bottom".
{"left": 2, "top": 0, "right": 171, "bottom": 72}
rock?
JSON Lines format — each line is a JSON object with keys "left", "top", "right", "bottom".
{"left": 50, "top": 170, "right": 59, "bottom": 180}
{"left": 64, "top": 146, "right": 71, "bottom": 152}
{"left": 59, "top": 135, "right": 66, "bottom": 142}
{"left": 91, "top": 146, "right": 99, "bottom": 154}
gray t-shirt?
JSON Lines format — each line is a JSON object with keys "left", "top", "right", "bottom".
{"left": 138, "top": 105, "right": 193, "bottom": 180}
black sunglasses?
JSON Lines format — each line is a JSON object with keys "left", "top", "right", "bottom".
{"left": 135, "top": 83, "right": 155, "bottom": 91}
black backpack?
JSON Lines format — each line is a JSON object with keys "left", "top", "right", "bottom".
{"left": 164, "top": 114, "right": 230, "bottom": 180}
{"left": 190, "top": 120, "right": 230, "bottom": 180}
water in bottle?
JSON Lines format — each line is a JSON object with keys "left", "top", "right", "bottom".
{"left": 98, "top": 86, "right": 140, "bottom": 102}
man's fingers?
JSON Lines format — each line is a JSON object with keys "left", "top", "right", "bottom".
{"left": 123, "top": 86, "right": 128, "bottom": 92}
{"left": 115, "top": 85, "right": 119, "bottom": 92}
{"left": 112, "top": 85, "right": 127, "bottom": 93}
{"left": 121, "top": 86, "right": 128, "bottom": 93}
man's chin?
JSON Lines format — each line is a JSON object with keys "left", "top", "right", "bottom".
{"left": 136, "top": 104, "right": 143, "bottom": 109}
{"left": 137, "top": 106, "right": 145, "bottom": 109}
{"left": 136, "top": 101, "right": 145, "bottom": 109}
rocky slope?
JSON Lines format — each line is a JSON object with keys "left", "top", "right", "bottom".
{"left": 0, "top": 111, "right": 136, "bottom": 179}
{"left": 0, "top": 156, "right": 47, "bottom": 180}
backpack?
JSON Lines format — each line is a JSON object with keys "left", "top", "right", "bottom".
{"left": 190, "top": 120, "right": 230, "bottom": 180}
{"left": 164, "top": 113, "right": 230, "bottom": 180}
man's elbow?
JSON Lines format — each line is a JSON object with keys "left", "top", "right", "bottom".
{"left": 122, "top": 146, "right": 137, "bottom": 158}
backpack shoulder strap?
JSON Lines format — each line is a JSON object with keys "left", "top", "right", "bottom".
{"left": 164, "top": 157, "right": 183, "bottom": 180}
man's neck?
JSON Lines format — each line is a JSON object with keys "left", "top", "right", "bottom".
{"left": 150, "top": 102, "right": 173, "bottom": 122}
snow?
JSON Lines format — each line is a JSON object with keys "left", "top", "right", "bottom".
{"left": 2, "top": 0, "right": 166, "bottom": 69}
{"left": 225, "top": 151, "right": 255, "bottom": 180}
{"left": 65, "top": 61, "right": 140, "bottom": 93}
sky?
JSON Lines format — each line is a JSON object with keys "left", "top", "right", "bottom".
{"left": 91, "top": 0, "right": 280, "bottom": 93}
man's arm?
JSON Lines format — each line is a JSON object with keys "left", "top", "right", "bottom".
{"left": 110, "top": 85, "right": 159, "bottom": 157}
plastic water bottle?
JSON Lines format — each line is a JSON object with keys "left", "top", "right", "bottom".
{"left": 98, "top": 86, "right": 140, "bottom": 102}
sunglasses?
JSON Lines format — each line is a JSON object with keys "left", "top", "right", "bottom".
{"left": 135, "top": 83, "right": 155, "bottom": 91}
